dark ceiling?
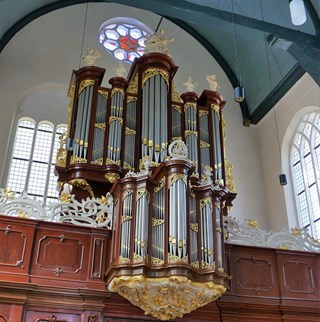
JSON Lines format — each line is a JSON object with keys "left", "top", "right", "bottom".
{"left": 0, "top": 0, "right": 319, "bottom": 125}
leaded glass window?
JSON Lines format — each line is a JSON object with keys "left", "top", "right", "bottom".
{"left": 7, "top": 117, "right": 67, "bottom": 204}
{"left": 291, "top": 112, "right": 320, "bottom": 239}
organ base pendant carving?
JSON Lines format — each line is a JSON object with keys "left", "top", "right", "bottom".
{"left": 108, "top": 275, "right": 227, "bottom": 321}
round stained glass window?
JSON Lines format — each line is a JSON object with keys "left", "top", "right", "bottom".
{"left": 99, "top": 17, "right": 153, "bottom": 63}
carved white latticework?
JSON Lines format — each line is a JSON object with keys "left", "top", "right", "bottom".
{"left": 0, "top": 188, "right": 113, "bottom": 229}
{"left": 225, "top": 217, "right": 320, "bottom": 253}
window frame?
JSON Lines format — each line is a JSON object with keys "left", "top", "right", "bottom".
{"left": 290, "top": 112, "right": 320, "bottom": 239}
{"left": 6, "top": 117, "right": 67, "bottom": 204}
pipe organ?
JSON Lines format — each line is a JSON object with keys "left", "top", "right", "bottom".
{"left": 56, "top": 52, "right": 236, "bottom": 320}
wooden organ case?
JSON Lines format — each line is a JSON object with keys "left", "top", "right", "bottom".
{"left": 55, "top": 52, "right": 236, "bottom": 320}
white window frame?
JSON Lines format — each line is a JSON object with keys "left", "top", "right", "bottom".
{"left": 6, "top": 117, "right": 67, "bottom": 204}
{"left": 290, "top": 112, "right": 320, "bottom": 239}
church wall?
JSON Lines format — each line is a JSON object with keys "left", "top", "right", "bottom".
{"left": 258, "top": 73, "right": 320, "bottom": 231}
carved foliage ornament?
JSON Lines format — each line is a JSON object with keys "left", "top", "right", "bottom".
{"left": 0, "top": 187, "right": 113, "bottom": 229}
{"left": 108, "top": 275, "right": 226, "bottom": 321}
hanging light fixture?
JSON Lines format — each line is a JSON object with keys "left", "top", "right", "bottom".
{"left": 231, "top": 0, "right": 245, "bottom": 103}
{"left": 289, "top": 0, "right": 307, "bottom": 26}
{"left": 260, "top": 0, "right": 287, "bottom": 186}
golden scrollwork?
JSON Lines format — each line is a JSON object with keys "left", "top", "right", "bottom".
{"left": 127, "top": 74, "right": 138, "bottom": 94}
{"left": 94, "top": 123, "right": 106, "bottom": 131}
{"left": 246, "top": 219, "right": 258, "bottom": 228}
{"left": 200, "top": 197, "right": 212, "bottom": 209}
{"left": 70, "top": 155, "right": 87, "bottom": 164}
{"left": 200, "top": 140, "right": 210, "bottom": 148}
{"left": 119, "top": 256, "right": 130, "bottom": 263}
{"left": 172, "top": 82, "right": 181, "bottom": 102}
{"left": 168, "top": 254, "right": 188, "bottom": 263}
{"left": 291, "top": 227, "right": 302, "bottom": 236}
{"left": 106, "top": 159, "right": 120, "bottom": 166}
{"left": 151, "top": 257, "right": 164, "bottom": 265}
{"left": 123, "top": 161, "right": 134, "bottom": 170}
{"left": 201, "top": 261, "right": 214, "bottom": 269}
{"left": 154, "top": 177, "right": 165, "bottom": 193}
{"left": 127, "top": 95, "right": 138, "bottom": 103}
{"left": 79, "top": 79, "right": 94, "bottom": 95}
{"left": 59, "top": 192, "right": 72, "bottom": 203}
{"left": 172, "top": 104, "right": 182, "bottom": 113}
{"left": 184, "top": 102, "right": 196, "bottom": 112}
{"left": 68, "top": 178, "right": 94, "bottom": 197}
{"left": 108, "top": 275, "right": 227, "bottom": 321}
{"left": 109, "top": 116, "right": 123, "bottom": 124}
{"left": 125, "top": 127, "right": 136, "bottom": 135}
{"left": 142, "top": 68, "right": 169, "bottom": 88}
{"left": 185, "top": 130, "right": 198, "bottom": 137}
{"left": 111, "top": 87, "right": 125, "bottom": 96}
{"left": 91, "top": 158, "right": 103, "bottom": 165}
{"left": 280, "top": 244, "right": 290, "bottom": 250}
{"left": 121, "top": 215, "right": 132, "bottom": 223}
{"left": 55, "top": 131, "right": 67, "bottom": 167}
{"left": 199, "top": 109, "right": 209, "bottom": 117}
{"left": 211, "top": 103, "right": 220, "bottom": 120}
{"left": 98, "top": 89, "right": 108, "bottom": 98}
{"left": 136, "top": 188, "right": 146, "bottom": 201}
{"left": 224, "top": 157, "right": 235, "bottom": 192}
{"left": 67, "top": 84, "right": 75, "bottom": 138}
{"left": 169, "top": 173, "right": 187, "bottom": 187}
{"left": 152, "top": 218, "right": 164, "bottom": 227}
{"left": 190, "top": 223, "right": 198, "bottom": 233}
{"left": 105, "top": 172, "right": 120, "bottom": 183}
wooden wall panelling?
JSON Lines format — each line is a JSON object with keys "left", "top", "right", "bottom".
{"left": 227, "top": 244, "right": 280, "bottom": 300}
{"left": 0, "top": 303, "right": 24, "bottom": 322}
{"left": 29, "top": 222, "right": 91, "bottom": 288}
{"left": 86, "top": 229, "right": 111, "bottom": 290}
{"left": 24, "top": 311, "right": 81, "bottom": 322}
{"left": 0, "top": 216, "right": 36, "bottom": 283}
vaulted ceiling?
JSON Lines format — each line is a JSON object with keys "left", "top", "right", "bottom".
{"left": 0, "top": 0, "right": 319, "bottom": 124}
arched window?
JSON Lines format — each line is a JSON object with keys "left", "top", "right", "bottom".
{"left": 6, "top": 117, "right": 67, "bottom": 204}
{"left": 290, "top": 112, "right": 320, "bottom": 239}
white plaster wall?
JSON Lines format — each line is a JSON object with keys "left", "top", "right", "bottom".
{"left": 258, "top": 74, "right": 320, "bottom": 231}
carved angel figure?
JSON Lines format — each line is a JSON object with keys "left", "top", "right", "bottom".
{"left": 82, "top": 47, "right": 101, "bottom": 66}
{"left": 183, "top": 76, "right": 198, "bottom": 92}
{"left": 206, "top": 74, "right": 220, "bottom": 91}
{"left": 145, "top": 29, "right": 174, "bottom": 55}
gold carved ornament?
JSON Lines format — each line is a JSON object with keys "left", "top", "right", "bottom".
{"left": 221, "top": 115, "right": 235, "bottom": 193}
{"left": 55, "top": 131, "right": 67, "bottom": 167}
{"left": 171, "top": 82, "right": 181, "bottom": 102}
{"left": 108, "top": 275, "right": 227, "bottom": 321}
{"left": 94, "top": 123, "right": 106, "bottom": 131}
{"left": 127, "top": 74, "right": 138, "bottom": 94}
{"left": 98, "top": 89, "right": 108, "bottom": 98}
{"left": 111, "top": 87, "right": 125, "bottom": 96}
{"left": 68, "top": 178, "right": 94, "bottom": 198}
{"left": 211, "top": 103, "right": 220, "bottom": 120}
{"left": 168, "top": 173, "right": 187, "bottom": 187}
{"left": 109, "top": 116, "right": 123, "bottom": 125}
{"left": 172, "top": 105, "right": 182, "bottom": 113}
{"left": 127, "top": 95, "right": 137, "bottom": 103}
{"left": 91, "top": 158, "right": 103, "bottom": 165}
{"left": 142, "top": 68, "right": 169, "bottom": 88}
{"left": 105, "top": 172, "right": 120, "bottom": 183}
{"left": 125, "top": 127, "right": 136, "bottom": 135}
{"left": 154, "top": 177, "right": 165, "bottom": 193}
{"left": 70, "top": 155, "right": 87, "bottom": 165}
{"left": 184, "top": 102, "right": 197, "bottom": 112}
{"left": 185, "top": 130, "right": 198, "bottom": 137}
{"left": 67, "top": 84, "right": 75, "bottom": 138}
{"left": 79, "top": 79, "right": 94, "bottom": 95}
{"left": 200, "top": 197, "right": 212, "bottom": 209}
{"left": 199, "top": 109, "right": 209, "bottom": 117}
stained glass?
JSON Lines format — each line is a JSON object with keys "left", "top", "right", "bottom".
{"left": 99, "top": 17, "right": 153, "bottom": 63}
